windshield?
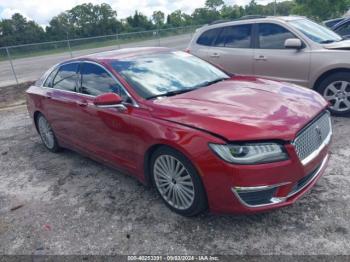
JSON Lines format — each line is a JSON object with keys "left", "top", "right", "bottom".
{"left": 289, "top": 19, "right": 342, "bottom": 44}
{"left": 110, "top": 51, "right": 229, "bottom": 99}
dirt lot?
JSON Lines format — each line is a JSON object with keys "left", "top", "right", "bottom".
{"left": 0, "top": 87, "right": 350, "bottom": 255}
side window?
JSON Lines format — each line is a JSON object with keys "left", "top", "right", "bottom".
{"left": 335, "top": 22, "right": 350, "bottom": 37}
{"left": 196, "top": 28, "right": 221, "bottom": 46}
{"left": 52, "top": 63, "right": 79, "bottom": 91}
{"left": 214, "top": 24, "right": 252, "bottom": 48}
{"left": 258, "top": 23, "right": 296, "bottom": 49}
{"left": 80, "top": 63, "right": 128, "bottom": 99}
{"left": 43, "top": 67, "right": 58, "bottom": 87}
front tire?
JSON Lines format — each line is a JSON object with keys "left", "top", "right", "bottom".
{"left": 317, "top": 72, "right": 350, "bottom": 116}
{"left": 150, "top": 146, "right": 207, "bottom": 216}
{"left": 36, "top": 114, "right": 60, "bottom": 152}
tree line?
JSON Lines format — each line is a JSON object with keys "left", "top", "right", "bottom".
{"left": 1, "top": 0, "right": 350, "bottom": 47}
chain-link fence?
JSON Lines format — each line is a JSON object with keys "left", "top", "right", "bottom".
{"left": 0, "top": 25, "right": 199, "bottom": 88}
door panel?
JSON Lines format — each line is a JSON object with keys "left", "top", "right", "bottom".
{"left": 207, "top": 24, "right": 254, "bottom": 75}
{"left": 253, "top": 23, "right": 310, "bottom": 87}
{"left": 73, "top": 62, "right": 138, "bottom": 172}
{"left": 253, "top": 49, "right": 310, "bottom": 86}
{"left": 193, "top": 27, "right": 222, "bottom": 61}
{"left": 45, "top": 90, "right": 81, "bottom": 143}
{"left": 208, "top": 47, "right": 254, "bottom": 75}
{"left": 74, "top": 98, "right": 139, "bottom": 172}
{"left": 44, "top": 62, "right": 81, "bottom": 143}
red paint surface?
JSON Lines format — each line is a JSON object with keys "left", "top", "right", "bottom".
{"left": 26, "top": 48, "right": 330, "bottom": 214}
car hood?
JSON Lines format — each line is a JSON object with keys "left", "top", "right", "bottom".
{"left": 323, "top": 40, "right": 350, "bottom": 50}
{"left": 148, "top": 76, "right": 328, "bottom": 142}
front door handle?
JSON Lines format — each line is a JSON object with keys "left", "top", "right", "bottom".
{"left": 255, "top": 55, "right": 267, "bottom": 61}
{"left": 210, "top": 53, "right": 220, "bottom": 58}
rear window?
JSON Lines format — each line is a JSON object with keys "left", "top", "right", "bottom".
{"left": 196, "top": 28, "right": 221, "bottom": 46}
{"left": 43, "top": 67, "right": 58, "bottom": 87}
{"left": 214, "top": 24, "right": 252, "bottom": 48}
{"left": 52, "top": 63, "right": 79, "bottom": 92}
{"left": 36, "top": 66, "right": 56, "bottom": 86}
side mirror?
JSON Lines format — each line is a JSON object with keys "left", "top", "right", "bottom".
{"left": 284, "top": 38, "right": 303, "bottom": 49}
{"left": 93, "top": 93, "right": 126, "bottom": 110}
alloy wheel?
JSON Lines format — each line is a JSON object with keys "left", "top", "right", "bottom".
{"left": 38, "top": 116, "right": 55, "bottom": 149}
{"left": 153, "top": 155, "right": 195, "bottom": 210}
{"left": 323, "top": 80, "right": 350, "bottom": 112}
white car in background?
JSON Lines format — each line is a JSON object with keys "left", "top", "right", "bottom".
{"left": 187, "top": 16, "right": 350, "bottom": 115}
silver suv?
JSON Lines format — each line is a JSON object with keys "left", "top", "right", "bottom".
{"left": 187, "top": 16, "right": 350, "bottom": 115}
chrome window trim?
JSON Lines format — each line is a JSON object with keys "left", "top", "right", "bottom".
{"left": 42, "top": 86, "right": 95, "bottom": 98}
{"left": 292, "top": 111, "right": 332, "bottom": 166}
{"left": 40, "top": 60, "right": 139, "bottom": 108}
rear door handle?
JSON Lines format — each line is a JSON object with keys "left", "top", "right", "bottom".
{"left": 210, "top": 53, "right": 220, "bottom": 58}
{"left": 77, "top": 100, "right": 88, "bottom": 107}
{"left": 255, "top": 55, "right": 267, "bottom": 61}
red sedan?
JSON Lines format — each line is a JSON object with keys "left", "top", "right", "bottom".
{"left": 26, "top": 47, "right": 332, "bottom": 216}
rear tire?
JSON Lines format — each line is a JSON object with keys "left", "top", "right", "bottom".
{"left": 316, "top": 72, "right": 350, "bottom": 116}
{"left": 36, "top": 114, "right": 60, "bottom": 152}
{"left": 150, "top": 146, "right": 207, "bottom": 216}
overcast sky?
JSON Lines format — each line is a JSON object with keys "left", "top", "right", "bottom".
{"left": 0, "top": 0, "right": 278, "bottom": 26}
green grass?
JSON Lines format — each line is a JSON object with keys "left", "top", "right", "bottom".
{"left": 0, "top": 29, "right": 194, "bottom": 62}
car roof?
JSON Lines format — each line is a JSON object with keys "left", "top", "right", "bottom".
{"left": 200, "top": 15, "right": 305, "bottom": 30}
{"left": 63, "top": 47, "right": 173, "bottom": 64}
{"left": 274, "top": 16, "right": 305, "bottom": 22}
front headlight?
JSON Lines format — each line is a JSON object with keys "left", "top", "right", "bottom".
{"left": 209, "top": 142, "right": 288, "bottom": 164}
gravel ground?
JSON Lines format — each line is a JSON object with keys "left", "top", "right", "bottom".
{"left": 0, "top": 96, "right": 350, "bottom": 255}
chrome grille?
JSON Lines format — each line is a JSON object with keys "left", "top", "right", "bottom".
{"left": 293, "top": 112, "right": 332, "bottom": 164}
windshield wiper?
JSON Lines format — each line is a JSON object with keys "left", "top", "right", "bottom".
{"left": 147, "top": 77, "right": 229, "bottom": 100}
{"left": 320, "top": 40, "right": 336, "bottom": 44}
{"left": 147, "top": 88, "right": 196, "bottom": 100}
{"left": 193, "top": 77, "right": 229, "bottom": 88}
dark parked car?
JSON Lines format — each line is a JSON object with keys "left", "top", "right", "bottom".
{"left": 331, "top": 17, "right": 350, "bottom": 39}
{"left": 323, "top": 17, "right": 345, "bottom": 28}
{"left": 26, "top": 47, "right": 332, "bottom": 216}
